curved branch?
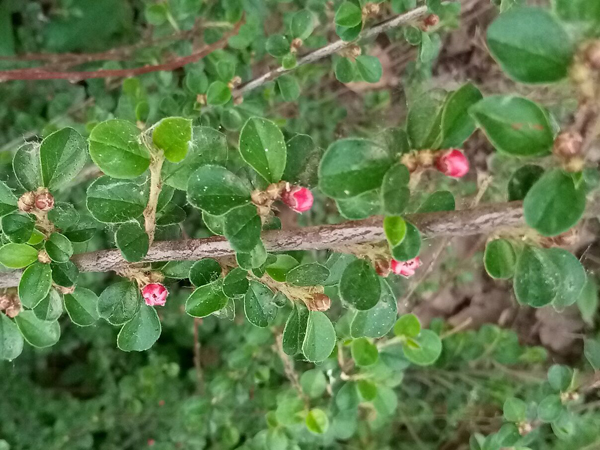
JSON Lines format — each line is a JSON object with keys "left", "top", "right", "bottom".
{"left": 0, "top": 201, "right": 533, "bottom": 288}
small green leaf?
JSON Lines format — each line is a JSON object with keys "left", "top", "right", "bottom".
{"left": 355, "top": 55, "right": 382, "bottom": 83}
{"left": 286, "top": 263, "right": 330, "bottom": 286}
{"left": 0, "top": 181, "right": 17, "bottom": 217}
{"left": 40, "top": 127, "right": 87, "bottom": 190}
{"left": 441, "top": 83, "right": 483, "bottom": 147}
{"left": 115, "top": 222, "right": 149, "bottom": 263}
{"left": 13, "top": 142, "right": 42, "bottom": 191}
{"left": 484, "top": 239, "right": 517, "bottom": 280}
{"left": 283, "top": 134, "right": 322, "bottom": 188}
{"left": 2, "top": 213, "right": 34, "bottom": 244}
{"left": 18, "top": 262, "right": 52, "bottom": 309}
{"left": 320, "top": 139, "right": 392, "bottom": 199}
{"left": 340, "top": 259, "right": 381, "bottom": 311}
{"left": 282, "top": 302, "right": 309, "bottom": 355}
{"left": 15, "top": 311, "right": 60, "bottom": 348}
{"left": 508, "top": 165, "right": 545, "bottom": 201}
{"left": 384, "top": 216, "right": 407, "bottom": 247}
{"left": 98, "top": 281, "right": 141, "bottom": 325}
{"left": 266, "top": 34, "right": 290, "bottom": 57}
{"left": 300, "top": 369, "right": 327, "bottom": 399}
{"left": 28, "top": 229, "right": 45, "bottom": 246}
{"left": 33, "top": 289, "right": 63, "bottom": 322}
{"left": 48, "top": 202, "right": 79, "bottom": 230}
{"left": 236, "top": 241, "right": 268, "bottom": 270}
{"left": 577, "top": 276, "right": 598, "bottom": 326}
{"left": 514, "top": 247, "right": 560, "bottom": 307}
{"left": 152, "top": 117, "right": 192, "bottom": 163}
{"left": 335, "top": 57, "right": 355, "bottom": 83}
{"left": 86, "top": 176, "right": 147, "bottom": 223}
{"left": 538, "top": 395, "right": 564, "bottom": 423}
{"left": 584, "top": 338, "right": 600, "bottom": 370}
{"left": 223, "top": 268, "right": 249, "bottom": 297}
{"left": 117, "top": 303, "right": 161, "bottom": 352}
{"left": 357, "top": 379, "right": 378, "bottom": 401}
{"left": 336, "top": 189, "right": 382, "bottom": 220}
{"left": 64, "top": 287, "right": 100, "bottom": 326}
{"left": 0, "top": 243, "right": 38, "bottom": 268}
{"left": 187, "top": 165, "right": 251, "bottom": 216}
{"left": 546, "top": 248, "right": 586, "bottom": 309}
{"left": 189, "top": 258, "right": 222, "bottom": 287}
{"left": 302, "top": 311, "right": 336, "bottom": 362}
{"left": 206, "top": 81, "right": 232, "bottom": 106}
{"left": 351, "top": 337, "right": 379, "bottom": 366}
{"left": 216, "top": 60, "right": 235, "bottom": 81}
{"left": 394, "top": 313, "right": 421, "bottom": 338}
{"left": 291, "top": 9, "right": 314, "bottom": 39}
{"left": 0, "top": 315, "right": 23, "bottom": 361}
{"left": 223, "top": 204, "right": 262, "bottom": 253}
{"left": 416, "top": 190, "right": 455, "bottom": 213}
{"left": 524, "top": 170, "right": 586, "bottom": 237}
{"left": 306, "top": 409, "right": 329, "bottom": 435}
{"left": 336, "top": 382, "right": 360, "bottom": 410}
{"left": 239, "top": 118, "right": 287, "bottom": 183}
{"left": 89, "top": 119, "right": 151, "bottom": 179}
{"left": 390, "top": 221, "right": 421, "bottom": 262}
{"left": 403, "top": 329, "right": 442, "bottom": 365}
{"left": 548, "top": 364, "right": 573, "bottom": 392}
{"left": 45, "top": 233, "right": 73, "bottom": 263}
{"left": 381, "top": 164, "right": 410, "bottom": 215}
{"left": 335, "top": 1, "right": 362, "bottom": 27}
{"left": 244, "top": 280, "right": 277, "bottom": 327}
{"left": 351, "top": 279, "right": 397, "bottom": 338}
{"left": 487, "top": 7, "right": 573, "bottom": 83}
{"left": 186, "top": 281, "right": 228, "bottom": 317}
{"left": 407, "top": 90, "right": 446, "bottom": 150}
{"left": 266, "top": 255, "right": 299, "bottom": 282}
{"left": 63, "top": 215, "right": 97, "bottom": 243}
{"left": 335, "top": 23, "right": 362, "bottom": 41}
{"left": 503, "top": 397, "right": 527, "bottom": 422}
{"left": 469, "top": 96, "right": 554, "bottom": 156}
{"left": 277, "top": 75, "right": 300, "bottom": 102}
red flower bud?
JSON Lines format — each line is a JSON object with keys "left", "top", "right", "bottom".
{"left": 435, "top": 149, "right": 469, "bottom": 178}
{"left": 35, "top": 191, "right": 55, "bottom": 211}
{"left": 424, "top": 14, "right": 440, "bottom": 27}
{"left": 391, "top": 257, "right": 422, "bottom": 278}
{"left": 142, "top": 283, "right": 168, "bottom": 307}
{"left": 281, "top": 185, "right": 313, "bottom": 213}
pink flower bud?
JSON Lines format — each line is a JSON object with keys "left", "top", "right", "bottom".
{"left": 35, "top": 191, "right": 55, "bottom": 211}
{"left": 281, "top": 185, "right": 313, "bottom": 213}
{"left": 142, "top": 283, "right": 168, "bottom": 307}
{"left": 391, "top": 257, "right": 422, "bottom": 278}
{"left": 435, "top": 149, "right": 469, "bottom": 178}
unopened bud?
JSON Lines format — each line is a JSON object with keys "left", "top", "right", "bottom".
{"left": 424, "top": 14, "right": 439, "bottom": 27}
{"left": 35, "top": 191, "right": 54, "bottom": 211}
{"left": 18, "top": 192, "right": 36, "bottom": 212}
{"left": 290, "top": 38, "right": 303, "bottom": 54}
{"left": 554, "top": 132, "right": 583, "bottom": 158}
{"left": 362, "top": 2, "right": 380, "bottom": 17}
{"left": 584, "top": 41, "right": 600, "bottom": 70}
{"left": 435, "top": 149, "right": 470, "bottom": 178}
{"left": 306, "top": 293, "right": 331, "bottom": 312}
{"left": 38, "top": 250, "right": 51, "bottom": 264}
{"left": 142, "top": 283, "right": 168, "bottom": 307}
{"left": 281, "top": 185, "right": 313, "bottom": 213}
{"left": 391, "top": 257, "right": 422, "bottom": 278}
{"left": 374, "top": 260, "right": 391, "bottom": 277}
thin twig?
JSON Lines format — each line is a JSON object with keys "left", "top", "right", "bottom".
{"left": 193, "top": 318, "right": 205, "bottom": 394}
{"left": 274, "top": 333, "right": 309, "bottom": 408}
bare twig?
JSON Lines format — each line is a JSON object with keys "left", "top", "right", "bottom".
{"left": 274, "top": 333, "right": 309, "bottom": 408}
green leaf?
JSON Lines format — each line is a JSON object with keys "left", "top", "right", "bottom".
{"left": 381, "top": 164, "right": 410, "bottom": 215}
{"left": 33, "top": 289, "right": 63, "bottom": 322}
{"left": 416, "top": 190, "right": 455, "bottom": 213}
{"left": 152, "top": 117, "right": 192, "bottom": 163}
{"left": 203, "top": 211, "right": 225, "bottom": 235}
{"left": 394, "top": 313, "right": 421, "bottom": 338}
{"left": 584, "top": 338, "right": 600, "bottom": 370}
{"left": 0, "top": 315, "right": 23, "bottom": 361}
{"left": 355, "top": 55, "right": 382, "bottom": 83}
{"left": 508, "top": 165, "right": 545, "bottom": 201}
{"left": 514, "top": 247, "right": 560, "bottom": 307}
{"left": 86, "top": 176, "right": 147, "bottom": 223}
{"left": 283, "top": 134, "right": 322, "bottom": 188}
{"left": 155, "top": 203, "right": 185, "bottom": 226}
{"left": 236, "top": 241, "right": 268, "bottom": 270}
{"left": 306, "top": 409, "right": 329, "bottom": 435}
{"left": 40, "top": 127, "right": 87, "bottom": 190}
{"left": 117, "top": 303, "right": 161, "bottom": 352}
{"left": 441, "top": 83, "right": 483, "bottom": 147}
{"left": 503, "top": 397, "right": 527, "bottom": 422}
{"left": 186, "top": 280, "right": 228, "bottom": 317}
{"left": 351, "top": 337, "right": 379, "bottom": 366}
{"left": 554, "top": 0, "right": 600, "bottom": 25}
{"left": 189, "top": 258, "right": 222, "bottom": 287}
{"left": 239, "top": 118, "right": 287, "bottom": 183}
{"left": 206, "top": 81, "right": 232, "bottom": 106}
{"left": 384, "top": 216, "right": 407, "bottom": 247}
{"left": 266, "top": 34, "right": 290, "bottom": 57}
{"left": 64, "top": 287, "right": 100, "bottom": 326}
{"left": 216, "top": 60, "right": 235, "bottom": 81}
{"left": 286, "top": 263, "right": 330, "bottom": 286}
{"left": 407, "top": 90, "right": 446, "bottom": 150}
{"left": 336, "top": 382, "right": 360, "bottom": 410}
{"left": 373, "top": 386, "right": 398, "bottom": 416}
{"left": 299, "top": 370, "right": 327, "bottom": 403}
{"left": 13, "top": 142, "right": 42, "bottom": 191}
{"left": 223, "top": 204, "right": 261, "bottom": 253}
{"left": 390, "top": 221, "right": 421, "bottom": 262}
{"left": 0, "top": 180, "right": 17, "bottom": 217}
{"left": 187, "top": 165, "right": 251, "bottom": 216}
{"left": 15, "top": 311, "right": 60, "bottom": 348}
{"left": 302, "top": 311, "right": 336, "bottom": 362}
{"left": 266, "top": 255, "right": 299, "bottom": 282}
{"left": 548, "top": 364, "right": 573, "bottom": 391}
{"left": 28, "top": 229, "right": 45, "bottom": 246}
{"left": 18, "top": 262, "right": 52, "bottom": 309}
{"left": 552, "top": 410, "right": 576, "bottom": 439}
{"left": 335, "top": 23, "right": 362, "bottom": 42}
{"left": 320, "top": 139, "right": 392, "bottom": 199}
{"left": 538, "top": 395, "right": 564, "bottom": 423}
{"left": 244, "top": 280, "right": 277, "bottom": 327}
{"left": 48, "top": 202, "right": 79, "bottom": 229}
{"left": 351, "top": 279, "right": 397, "bottom": 338}
{"left": 487, "top": 7, "right": 573, "bottom": 83}
{"left": 0, "top": 243, "right": 38, "bottom": 268}
{"left": 282, "top": 302, "right": 309, "bottom": 355}
{"left": 2, "top": 213, "right": 34, "bottom": 244}
{"left": 115, "top": 222, "right": 149, "bottom": 263}
{"left": 98, "top": 281, "right": 141, "bottom": 325}
{"left": 63, "top": 215, "right": 98, "bottom": 243}
{"left": 340, "top": 259, "right": 381, "bottom": 311}
{"left": 277, "top": 75, "right": 300, "bottom": 102}
{"left": 524, "top": 170, "right": 586, "bottom": 236}
{"left": 484, "top": 239, "right": 517, "bottom": 279}
{"left": 335, "top": 2, "right": 362, "bottom": 27}
{"left": 335, "top": 57, "right": 355, "bottom": 83}
{"left": 291, "top": 9, "right": 314, "bottom": 39}
{"left": 89, "top": 119, "right": 151, "bottom": 179}
{"left": 336, "top": 189, "right": 382, "bottom": 219}
{"left": 45, "top": 232, "right": 73, "bottom": 263}
{"left": 223, "top": 268, "right": 249, "bottom": 297}
{"left": 546, "top": 248, "right": 586, "bottom": 309}
{"left": 469, "top": 96, "right": 554, "bottom": 156}
{"left": 162, "top": 126, "right": 228, "bottom": 190}
{"left": 403, "top": 329, "right": 442, "bottom": 365}
{"left": 357, "top": 379, "right": 377, "bottom": 401}
{"left": 577, "top": 276, "right": 598, "bottom": 326}
{"left": 161, "top": 260, "right": 195, "bottom": 279}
